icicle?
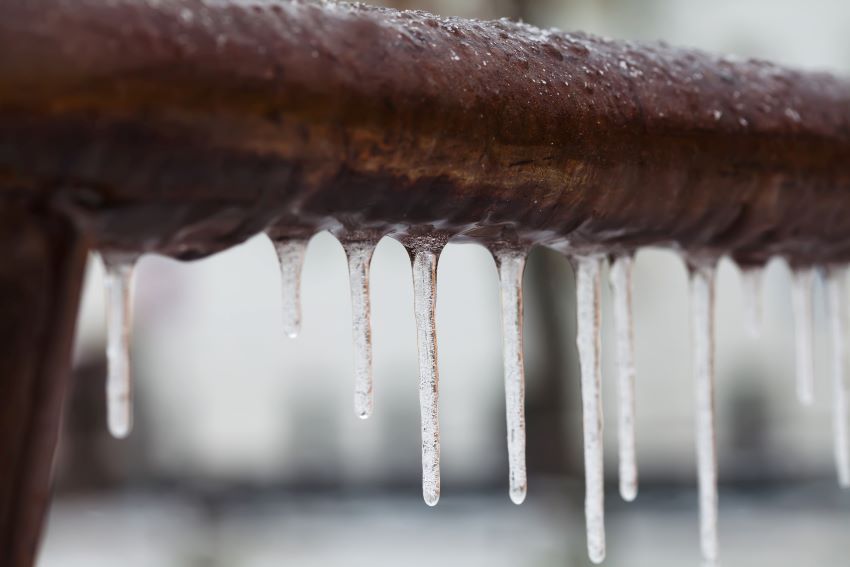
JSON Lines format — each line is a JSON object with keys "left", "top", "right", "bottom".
{"left": 343, "top": 240, "right": 377, "bottom": 419}
{"left": 101, "top": 253, "right": 138, "bottom": 439}
{"left": 689, "top": 262, "right": 718, "bottom": 565}
{"left": 273, "top": 238, "right": 308, "bottom": 339}
{"left": 575, "top": 255, "right": 606, "bottom": 564}
{"left": 609, "top": 254, "right": 637, "bottom": 502}
{"left": 826, "top": 268, "right": 850, "bottom": 488}
{"left": 494, "top": 248, "right": 528, "bottom": 505}
{"left": 791, "top": 267, "right": 816, "bottom": 405}
{"left": 408, "top": 238, "right": 445, "bottom": 506}
{"left": 740, "top": 267, "right": 763, "bottom": 338}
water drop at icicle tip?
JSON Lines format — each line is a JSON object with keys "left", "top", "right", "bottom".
{"left": 689, "top": 262, "right": 719, "bottom": 565}
{"left": 826, "top": 267, "right": 850, "bottom": 488}
{"left": 343, "top": 240, "right": 378, "bottom": 420}
{"left": 272, "top": 238, "right": 309, "bottom": 339}
{"left": 407, "top": 238, "right": 446, "bottom": 507}
{"left": 609, "top": 254, "right": 638, "bottom": 502}
{"left": 494, "top": 247, "right": 528, "bottom": 505}
{"left": 574, "top": 255, "right": 606, "bottom": 564}
{"left": 791, "top": 267, "right": 816, "bottom": 405}
{"left": 100, "top": 252, "right": 138, "bottom": 439}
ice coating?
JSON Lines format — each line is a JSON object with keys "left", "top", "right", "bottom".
{"left": 740, "top": 266, "right": 763, "bottom": 338}
{"left": 343, "top": 240, "right": 377, "bottom": 419}
{"left": 273, "top": 238, "right": 309, "bottom": 339}
{"left": 101, "top": 253, "right": 137, "bottom": 439}
{"left": 690, "top": 263, "right": 718, "bottom": 565}
{"left": 575, "top": 255, "right": 606, "bottom": 564}
{"left": 609, "top": 254, "right": 638, "bottom": 502}
{"left": 494, "top": 248, "right": 528, "bottom": 505}
{"left": 826, "top": 268, "right": 850, "bottom": 488}
{"left": 791, "top": 267, "right": 816, "bottom": 405}
{"left": 408, "top": 239, "right": 444, "bottom": 507}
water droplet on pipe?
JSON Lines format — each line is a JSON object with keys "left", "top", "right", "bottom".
{"left": 407, "top": 239, "right": 445, "bottom": 506}
{"left": 494, "top": 248, "right": 528, "bottom": 505}
{"left": 575, "top": 255, "right": 606, "bottom": 564}
{"left": 791, "top": 267, "right": 816, "bottom": 405}
{"left": 273, "top": 238, "right": 308, "bottom": 338}
{"left": 101, "top": 253, "right": 137, "bottom": 439}
{"left": 690, "top": 263, "right": 719, "bottom": 565}
{"left": 826, "top": 267, "right": 850, "bottom": 488}
{"left": 609, "top": 254, "right": 637, "bottom": 502}
{"left": 343, "top": 240, "right": 377, "bottom": 420}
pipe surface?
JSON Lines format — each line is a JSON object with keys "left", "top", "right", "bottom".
{"left": 1, "top": 0, "right": 849, "bottom": 264}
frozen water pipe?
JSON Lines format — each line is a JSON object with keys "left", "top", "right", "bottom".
{"left": 2, "top": 0, "right": 850, "bottom": 565}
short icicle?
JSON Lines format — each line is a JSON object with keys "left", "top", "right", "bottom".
{"left": 609, "top": 254, "right": 638, "bottom": 502}
{"left": 826, "top": 267, "right": 850, "bottom": 488}
{"left": 101, "top": 253, "right": 138, "bottom": 439}
{"left": 740, "top": 266, "right": 763, "bottom": 338}
{"left": 343, "top": 240, "right": 377, "bottom": 419}
{"left": 791, "top": 267, "right": 816, "bottom": 405}
{"left": 273, "top": 238, "right": 309, "bottom": 339}
{"left": 407, "top": 237, "right": 446, "bottom": 507}
{"left": 574, "top": 255, "right": 606, "bottom": 564}
{"left": 689, "top": 262, "right": 719, "bottom": 565}
{"left": 494, "top": 248, "right": 528, "bottom": 505}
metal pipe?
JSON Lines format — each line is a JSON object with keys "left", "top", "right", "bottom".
{"left": 1, "top": 0, "right": 849, "bottom": 264}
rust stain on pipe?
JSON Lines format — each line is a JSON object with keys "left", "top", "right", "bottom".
{"left": 1, "top": 0, "right": 850, "bottom": 264}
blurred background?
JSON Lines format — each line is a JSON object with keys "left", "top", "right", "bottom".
{"left": 38, "top": 1, "right": 850, "bottom": 566}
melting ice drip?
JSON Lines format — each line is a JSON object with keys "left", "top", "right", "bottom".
{"left": 689, "top": 262, "right": 718, "bottom": 565}
{"left": 827, "top": 268, "right": 850, "bottom": 488}
{"left": 609, "top": 255, "right": 638, "bottom": 502}
{"left": 740, "top": 267, "right": 763, "bottom": 338}
{"left": 494, "top": 248, "right": 528, "bottom": 505}
{"left": 406, "top": 238, "right": 445, "bottom": 507}
{"left": 574, "top": 255, "right": 606, "bottom": 564}
{"left": 273, "top": 238, "right": 309, "bottom": 339}
{"left": 792, "top": 267, "right": 816, "bottom": 405}
{"left": 97, "top": 232, "right": 850, "bottom": 564}
{"left": 343, "top": 240, "right": 378, "bottom": 419}
{"left": 101, "top": 253, "right": 137, "bottom": 439}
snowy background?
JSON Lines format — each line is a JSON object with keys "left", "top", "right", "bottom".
{"left": 40, "top": 0, "right": 850, "bottom": 565}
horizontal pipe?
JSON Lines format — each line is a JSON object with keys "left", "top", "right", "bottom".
{"left": 1, "top": 0, "right": 850, "bottom": 264}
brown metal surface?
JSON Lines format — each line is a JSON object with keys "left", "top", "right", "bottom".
{"left": 0, "top": 204, "right": 87, "bottom": 567}
{"left": 2, "top": 0, "right": 850, "bottom": 265}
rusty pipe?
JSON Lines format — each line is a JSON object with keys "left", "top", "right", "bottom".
{"left": 1, "top": 0, "right": 849, "bottom": 265}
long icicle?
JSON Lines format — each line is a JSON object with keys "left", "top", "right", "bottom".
{"left": 609, "top": 254, "right": 638, "bottom": 502}
{"left": 740, "top": 266, "right": 763, "bottom": 338}
{"left": 791, "top": 267, "right": 816, "bottom": 405}
{"left": 689, "top": 262, "right": 719, "bottom": 565}
{"left": 575, "top": 255, "right": 606, "bottom": 564}
{"left": 826, "top": 267, "right": 850, "bottom": 488}
{"left": 343, "top": 240, "right": 377, "bottom": 419}
{"left": 409, "top": 240, "right": 444, "bottom": 506}
{"left": 273, "top": 238, "right": 309, "bottom": 339}
{"left": 102, "top": 253, "right": 137, "bottom": 439}
{"left": 494, "top": 248, "right": 528, "bottom": 505}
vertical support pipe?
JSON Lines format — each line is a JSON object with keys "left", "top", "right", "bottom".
{"left": 0, "top": 204, "right": 87, "bottom": 567}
